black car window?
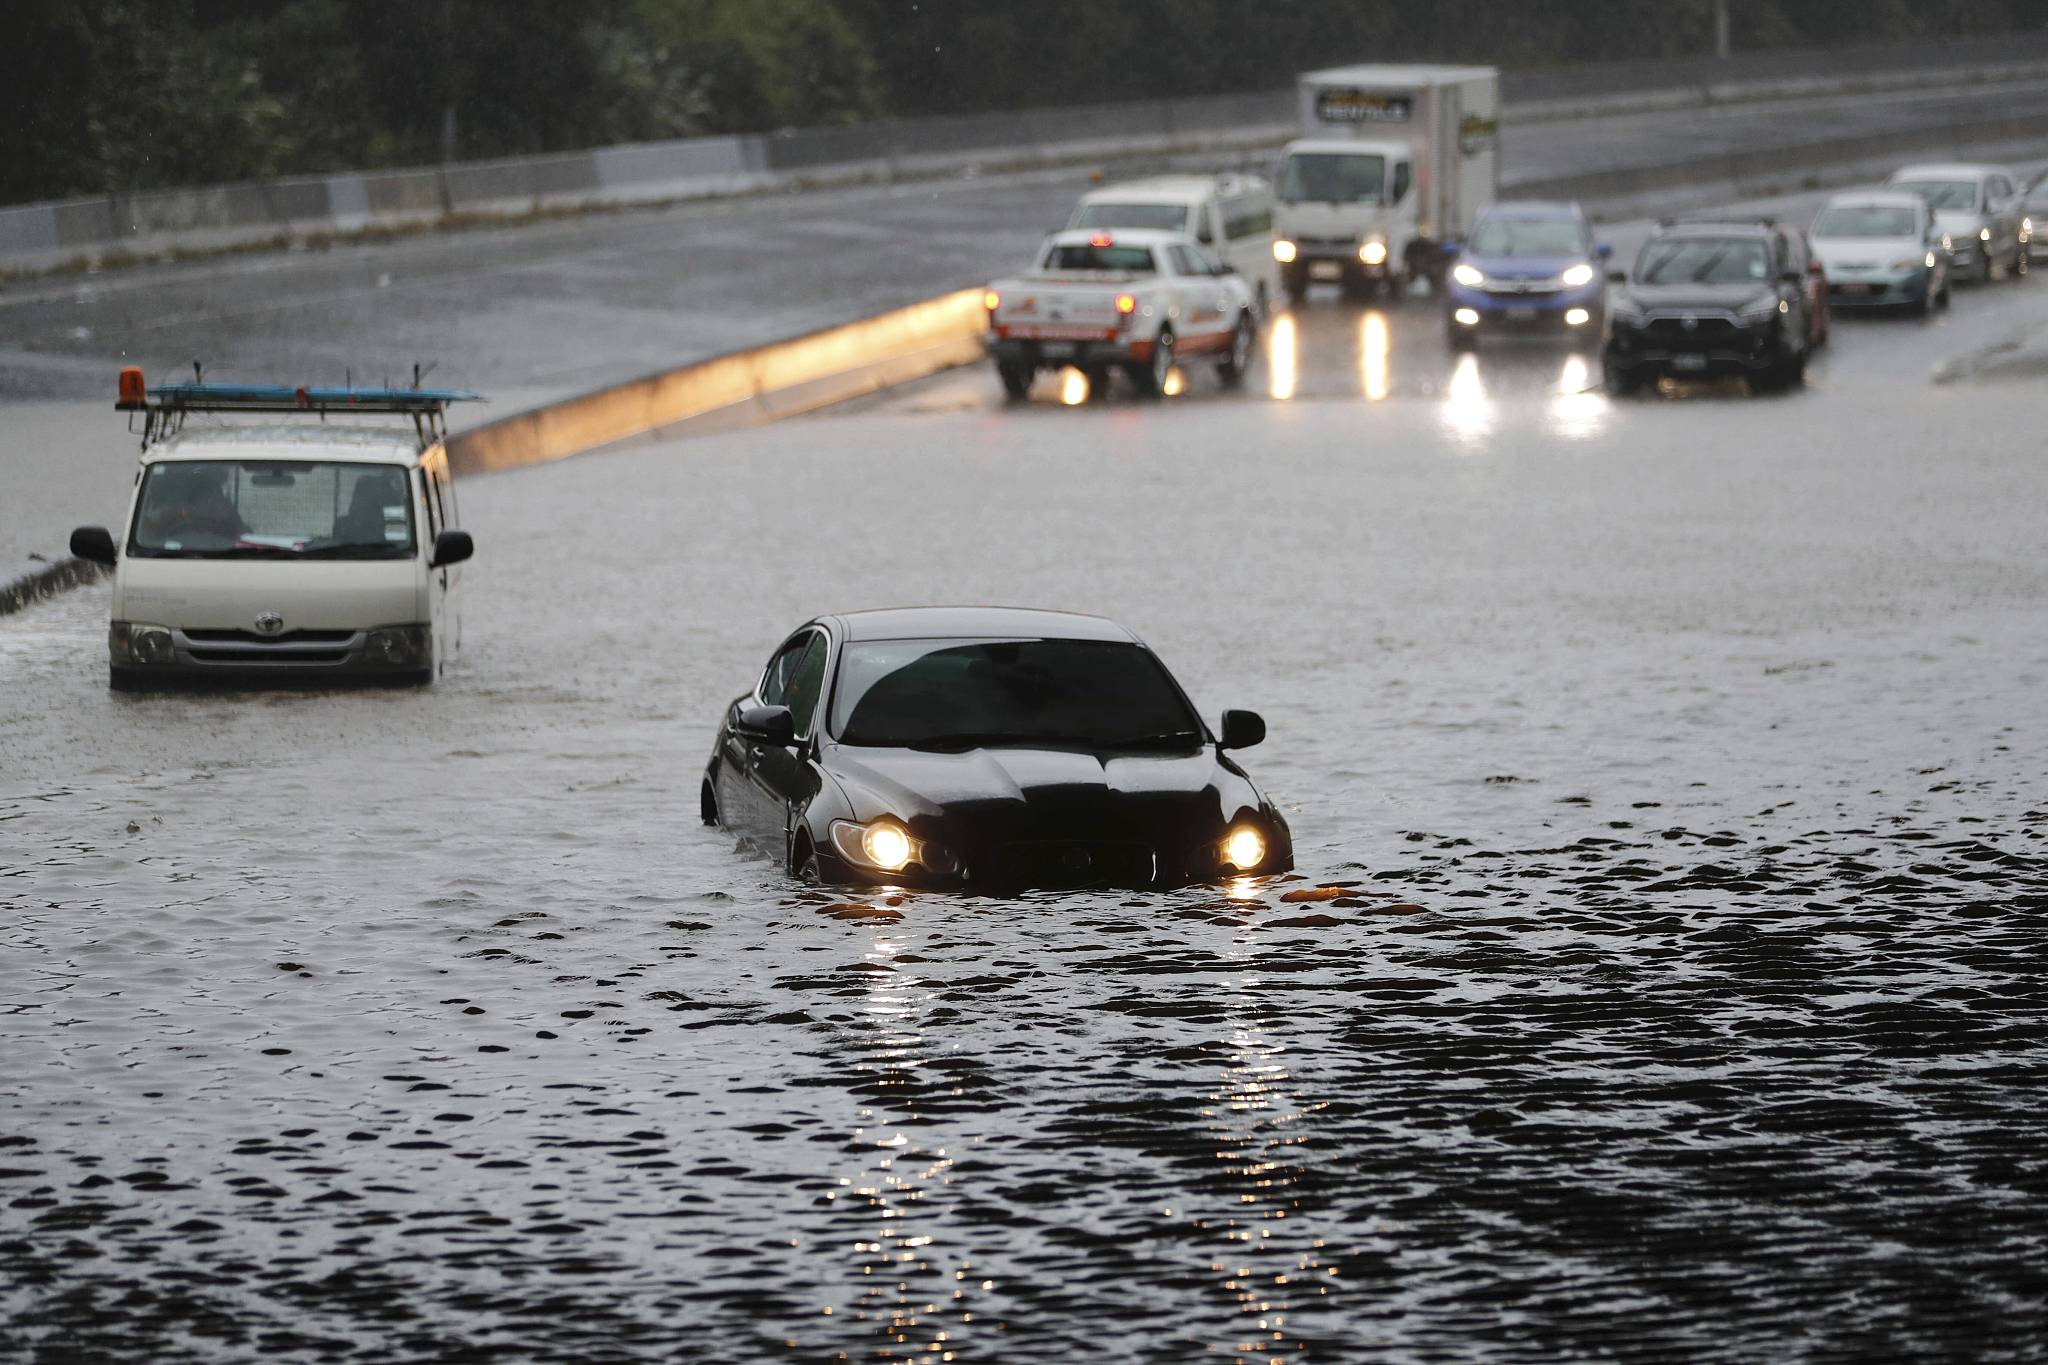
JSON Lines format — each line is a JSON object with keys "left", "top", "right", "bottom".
{"left": 758, "top": 631, "right": 817, "bottom": 707}
{"left": 831, "top": 637, "right": 1201, "bottom": 749}
{"left": 783, "top": 635, "right": 829, "bottom": 738}
{"left": 1043, "top": 243, "right": 1156, "bottom": 272}
{"left": 1634, "top": 236, "right": 1770, "bottom": 286}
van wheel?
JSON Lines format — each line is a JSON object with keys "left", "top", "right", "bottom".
{"left": 1216, "top": 314, "right": 1255, "bottom": 386}
{"left": 996, "top": 361, "right": 1034, "bottom": 401}
{"left": 700, "top": 778, "right": 719, "bottom": 827}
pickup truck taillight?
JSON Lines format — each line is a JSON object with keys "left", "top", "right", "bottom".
{"left": 983, "top": 290, "right": 1001, "bottom": 315}
{"left": 1114, "top": 293, "right": 1137, "bottom": 327}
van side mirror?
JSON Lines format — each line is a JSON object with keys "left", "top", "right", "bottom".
{"left": 70, "top": 526, "right": 117, "bottom": 566}
{"left": 737, "top": 704, "right": 796, "bottom": 747}
{"left": 1218, "top": 709, "right": 1266, "bottom": 751}
{"left": 430, "top": 529, "right": 474, "bottom": 568}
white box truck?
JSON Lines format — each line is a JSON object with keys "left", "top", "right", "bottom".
{"left": 1273, "top": 64, "right": 1500, "bottom": 301}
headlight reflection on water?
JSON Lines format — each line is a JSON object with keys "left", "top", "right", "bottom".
{"left": 1058, "top": 366, "right": 1090, "bottom": 406}
{"left": 1268, "top": 313, "right": 1298, "bottom": 401}
{"left": 1359, "top": 310, "right": 1390, "bottom": 402}
{"left": 1551, "top": 353, "right": 1608, "bottom": 440}
{"left": 1440, "top": 352, "right": 1494, "bottom": 447}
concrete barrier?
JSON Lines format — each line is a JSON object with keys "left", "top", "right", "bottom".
{"left": 446, "top": 288, "right": 990, "bottom": 476}
{"left": 7, "top": 34, "right": 2048, "bottom": 273}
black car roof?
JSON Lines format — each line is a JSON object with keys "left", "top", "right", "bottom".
{"left": 1653, "top": 220, "right": 1775, "bottom": 238}
{"left": 829, "top": 606, "right": 1139, "bottom": 643}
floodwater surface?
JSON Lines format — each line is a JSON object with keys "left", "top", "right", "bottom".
{"left": 4, "top": 354, "right": 2047, "bottom": 1361}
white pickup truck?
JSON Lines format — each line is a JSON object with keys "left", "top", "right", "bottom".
{"left": 983, "top": 228, "right": 1258, "bottom": 399}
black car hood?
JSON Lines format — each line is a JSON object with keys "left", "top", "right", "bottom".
{"left": 824, "top": 741, "right": 1264, "bottom": 839}
{"left": 1623, "top": 282, "right": 1775, "bottom": 312}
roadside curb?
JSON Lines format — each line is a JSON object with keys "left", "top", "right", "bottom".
{"left": 0, "top": 556, "right": 106, "bottom": 618}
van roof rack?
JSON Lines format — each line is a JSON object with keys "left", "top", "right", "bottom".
{"left": 115, "top": 367, "right": 481, "bottom": 448}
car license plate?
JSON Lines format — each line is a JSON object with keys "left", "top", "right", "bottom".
{"left": 1671, "top": 353, "right": 1708, "bottom": 372}
{"left": 1039, "top": 342, "right": 1075, "bottom": 358}
{"left": 1309, "top": 262, "right": 1342, "bottom": 280}
{"left": 1506, "top": 306, "right": 1538, "bottom": 322}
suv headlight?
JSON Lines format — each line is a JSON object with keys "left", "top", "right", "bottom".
{"left": 365, "top": 624, "right": 430, "bottom": 668}
{"left": 1736, "top": 294, "right": 1782, "bottom": 324}
{"left": 1451, "top": 262, "right": 1485, "bottom": 288}
{"left": 110, "top": 621, "right": 173, "bottom": 665}
{"left": 1559, "top": 262, "right": 1596, "bottom": 288}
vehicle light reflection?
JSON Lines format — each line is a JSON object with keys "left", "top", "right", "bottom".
{"left": 1058, "top": 367, "right": 1089, "bottom": 406}
{"left": 1440, "top": 353, "right": 1494, "bottom": 446}
{"left": 1359, "top": 311, "right": 1390, "bottom": 402}
{"left": 1163, "top": 367, "right": 1187, "bottom": 398}
{"left": 1267, "top": 313, "right": 1298, "bottom": 401}
{"left": 1550, "top": 354, "right": 1606, "bottom": 439}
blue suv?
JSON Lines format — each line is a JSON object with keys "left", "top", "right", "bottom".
{"left": 1445, "top": 202, "right": 1610, "bottom": 350}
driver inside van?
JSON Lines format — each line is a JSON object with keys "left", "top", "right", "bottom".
{"left": 144, "top": 465, "right": 245, "bottom": 543}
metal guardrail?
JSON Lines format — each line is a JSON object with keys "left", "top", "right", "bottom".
{"left": 5, "top": 34, "right": 2048, "bottom": 270}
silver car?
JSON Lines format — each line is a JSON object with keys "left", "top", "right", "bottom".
{"left": 1885, "top": 162, "right": 2030, "bottom": 283}
{"left": 1810, "top": 191, "right": 1950, "bottom": 315}
{"left": 2025, "top": 171, "right": 2048, "bottom": 263}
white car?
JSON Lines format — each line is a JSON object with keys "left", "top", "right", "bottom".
{"left": 1069, "top": 174, "right": 1281, "bottom": 317}
{"left": 69, "top": 373, "right": 477, "bottom": 689}
{"left": 1810, "top": 190, "right": 1951, "bottom": 315}
{"left": 984, "top": 228, "right": 1257, "bottom": 399}
{"left": 1885, "top": 163, "right": 2030, "bottom": 283}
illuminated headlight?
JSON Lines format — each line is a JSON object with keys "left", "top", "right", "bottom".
{"left": 829, "top": 818, "right": 952, "bottom": 874}
{"left": 1272, "top": 239, "right": 1297, "bottom": 264}
{"left": 1925, "top": 252, "right": 1937, "bottom": 268}
{"left": 1359, "top": 240, "right": 1389, "bottom": 266}
{"left": 365, "top": 624, "right": 430, "bottom": 668}
{"left": 110, "top": 621, "right": 173, "bottom": 665}
{"left": 1220, "top": 826, "right": 1268, "bottom": 871}
{"left": 1453, "top": 307, "right": 1480, "bottom": 326}
{"left": 1981, "top": 227, "right": 1992, "bottom": 242}
{"left": 1451, "top": 262, "right": 1485, "bottom": 288}
{"left": 1564, "top": 308, "right": 1591, "bottom": 326}
{"left": 2023, "top": 218, "right": 2033, "bottom": 238}
{"left": 1559, "top": 262, "right": 1596, "bottom": 288}
{"left": 1941, "top": 234, "right": 1953, "bottom": 252}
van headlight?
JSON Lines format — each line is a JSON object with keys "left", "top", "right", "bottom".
{"left": 1359, "top": 240, "right": 1389, "bottom": 266}
{"left": 1272, "top": 239, "right": 1297, "bottom": 264}
{"left": 111, "top": 621, "right": 173, "bottom": 665}
{"left": 365, "top": 625, "right": 430, "bottom": 668}
{"left": 1451, "top": 262, "right": 1486, "bottom": 288}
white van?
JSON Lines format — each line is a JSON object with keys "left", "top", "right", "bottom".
{"left": 69, "top": 373, "right": 477, "bottom": 689}
{"left": 1068, "top": 174, "right": 1281, "bottom": 314}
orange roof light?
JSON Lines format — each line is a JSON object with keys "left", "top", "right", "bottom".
{"left": 117, "top": 367, "right": 146, "bottom": 406}
{"left": 1089, "top": 231, "right": 1114, "bottom": 248}
{"left": 1114, "top": 293, "right": 1138, "bottom": 315}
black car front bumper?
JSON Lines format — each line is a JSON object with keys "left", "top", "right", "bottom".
{"left": 1605, "top": 315, "right": 1780, "bottom": 377}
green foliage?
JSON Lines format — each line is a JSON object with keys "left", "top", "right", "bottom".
{"left": 3, "top": 0, "right": 2043, "bottom": 205}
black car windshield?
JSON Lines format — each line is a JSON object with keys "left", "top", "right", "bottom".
{"left": 1042, "top": 243, "right": 1156, "bottom": 272}
{"left": 831, "top": 637, "right": 1202, "bottom": 749}
{"left": 1279, "top": 152, "right": 1384, "bottom": 204}
{"left": 128, "top": 459, "right": 416, "bottom": 558}
{"left": 1072, "top": 203, "right": 1188, "bottom": 233}
{"left": 1467, "top": 217, "right": 1586, "bottom": 256}
{"left": 1634, "top": 236, "right": 1770, "bottom": 286}
{"left": 1813, "top": 205, "right": 1919, "bottom": 238}
{"left": 1891, "top": 180, "right": 1979, "bottom": 211}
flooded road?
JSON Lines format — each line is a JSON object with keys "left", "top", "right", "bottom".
{"left": 7, "top": 293, "right": 2048, "bottom": 1360}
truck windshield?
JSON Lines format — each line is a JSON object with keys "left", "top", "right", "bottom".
{"left": 1813, "top": 205, "right": 1918, "bottom": 239}
{"left": 1072, "top": 203, "right": 1188, "bottom": 233}
{"left": 1279, "top": 153, "right": 1385, "bottom": 204}
{"left": 1041, "top": 243, "right": 1157, "bottom": 272}
{"left": 128, "top": 460, "right": 417, "bottom": 559}
{"left": 831, "top": 637, "right": 1201, "bottom": 750}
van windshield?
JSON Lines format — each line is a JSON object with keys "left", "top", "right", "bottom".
{"left": 1279, "top": 152, "right": 1385, "bottom": 204}
{"left": 128, "top": 460, "right": 417, "bottom": 559}
{"left": 1072, "top": 203, "right": 1189, "bottom": 233}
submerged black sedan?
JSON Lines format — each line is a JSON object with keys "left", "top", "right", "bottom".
{"left": 702, "top": 607, "right": 1292, "bottom": 889}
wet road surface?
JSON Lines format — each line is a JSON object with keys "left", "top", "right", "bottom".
{"left": 6, "top": 229, "right": 2048, "bottom": 1360}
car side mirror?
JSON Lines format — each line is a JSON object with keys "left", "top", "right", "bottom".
{"left": 1442, "top": 241, "right": 1461, "bottom": 259}
{"left": 1218, "top": 709, "right": 1266, "bottom": 751}
{"left": 430, "top": 529, "right": 474, "bottom": 568}
{"left": 70, "top": 525, "right": 117, "bottom": 566}
{"left": 1595, "top": 242, "right": 1614, "bottom": 259}
{"left": 1779, "top": 269, "right": 1803, "bottom": 285}
{"left": 737, "top": 704, "right": 797, "bottom": 747}
{"left": 1606, "top": 268, "right": 1628, "bottom": 284}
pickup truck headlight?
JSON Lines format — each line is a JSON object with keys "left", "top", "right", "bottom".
{"left": 111, "top": 621, "right": 173, "bottom": 666}
{"left": 1559, "top": 262, "right": 1596, "bottom": 288}
{"left": 1451, "top": 262, "right": 1485, "bottom": 288}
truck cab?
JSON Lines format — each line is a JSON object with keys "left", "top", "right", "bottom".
{"left": 69, "top": 372, "right": 479, "bottom": 689}
{"left": 1274, "top": 64, "right": 1500, "bottom": 304}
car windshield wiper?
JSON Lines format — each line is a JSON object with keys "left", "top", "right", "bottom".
{"left": 1099, "top": 730, "right": 1203, "bottom": 750}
